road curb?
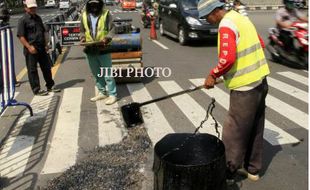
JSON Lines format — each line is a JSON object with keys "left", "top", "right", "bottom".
{"left": 246, "top": 5, "right": 308, "bottom": 11}
{"left": 247, "top": 5, "right": 284, "bottom": 10}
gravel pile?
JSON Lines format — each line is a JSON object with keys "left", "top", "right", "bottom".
{"left": 45, "top": 126, "right": 152, "bottom": 190}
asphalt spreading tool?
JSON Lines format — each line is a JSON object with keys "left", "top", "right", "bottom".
{"left": 121, "top": 79, "right": 223, "bottom": 128}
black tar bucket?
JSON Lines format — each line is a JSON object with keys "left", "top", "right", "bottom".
{"left": 121, "top": 102, "right": 143, "bottom": 127}
{"left": 153, "top": 133, "right": 227, "bottom": 190}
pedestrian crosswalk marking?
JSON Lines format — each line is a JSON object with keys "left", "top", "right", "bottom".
{"left": 0, "top": 136, "right": 34, "bottom": 177}
{"left": 190, "top": 78, "right": 300, "bottom": 145}
{"left": 158, "top": 81, "right": 222, "bottom": 137}
{"left": 267, "top": 77, "right": 308, "bottom": 103}
{"left": 126, "top": 83, "right": 174, "bottom": 144}
{"left": 0, "top": 94, "right": 54, "bottom": 177}
{"left": 95, "top": 88, "right": 124, "bottom": 146}
{"left": 277, "top": 71, "right": 308, "bottom": 86}
{"left": 0, "top": 70, "right": 307, "bottom": 180}
{"left": 266, "top": 94, "right": 308, "bottom": 130}
{"left": 41, "top": 88, "right": 83, "bottom": 174}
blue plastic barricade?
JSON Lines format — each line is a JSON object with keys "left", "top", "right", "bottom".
{"left": 0, "top": 25, "right": 33, "bottom": 116}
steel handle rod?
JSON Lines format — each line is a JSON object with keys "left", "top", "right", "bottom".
{"left": 139, "top": 79, "right": 223, "bottom": 107}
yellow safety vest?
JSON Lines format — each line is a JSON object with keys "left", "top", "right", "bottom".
{"left": 218, "top": 10, "right": 270, "bottom": 90}
{"left": 82, "top": 9, "right": 109, "bottom": 42}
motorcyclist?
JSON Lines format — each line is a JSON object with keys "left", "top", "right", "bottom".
{"left": 141, "top": 0, "right": 158, "bottom": 27}
{"left": 275, "top": 0, "right": 308, "bottom": 51}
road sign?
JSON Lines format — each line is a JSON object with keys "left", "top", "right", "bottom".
{"left": 60, "top": 26, "right": 80, "bottom": 46}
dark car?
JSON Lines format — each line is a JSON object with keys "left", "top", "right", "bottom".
{"left": 158, "top": 0, "right": 218, "bottom": 45}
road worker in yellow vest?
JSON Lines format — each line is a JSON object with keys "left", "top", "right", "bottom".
{"left": 198, "top": 0, "right": 270, "bottom": 185}
{"left": 80, "top": 0, "right": 117, "bottom": 105}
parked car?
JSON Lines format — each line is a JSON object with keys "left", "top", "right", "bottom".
{"left": 121, "top": 0, "right": 136, "bottom": 10}
{"left": 59, "top": 0, "right": 71, "bottom": 10}
{"left": 158, "top": 0, "right": 218, "bottom": 45}
{"left": 45, "top": 0, "right": 58, "bottom": 8}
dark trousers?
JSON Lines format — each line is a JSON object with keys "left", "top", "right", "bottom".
{"left": 279, "top": 29, "right": 294, "bottom": 51}
{"left": 223, "top": 78, "right": 268, "bottom": 176}
{"left": 24, "top": 50, "right": 54, "bottom": 94}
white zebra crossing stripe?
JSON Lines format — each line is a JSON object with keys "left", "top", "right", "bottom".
{"left": 41, "top": 88, "right": 83, "bottom": 174}
{"left": 266, "top": 95, "right": 308, "bottom": 130}
{"left": 0, "top": 136, "right": 34, "bottom": 178}
{"left": 95, "top": 89, "right": 124, "bottom": 146}
{"left": 277, "top": 71, "right": 308, "bottom": 86}
{"left": 190, "top": 79, "right": 300, "bottom": 145}
{"left": 126, "top": 83, "right": 174, "bottom": 144}
{"left": 267, "top": 77, "right": 308, "bottom": 103}
{"left": 0, "top": 94, "right": 54, "bottom": 177}
{"left": 158, "top": 81, "right": 222, "bottom": 137}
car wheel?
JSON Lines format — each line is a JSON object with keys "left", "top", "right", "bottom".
{"left": 178, "top": 27, "right": 188, "bottom": 45}
{"left": 159, "top": 20, "right": 165, "bottom": 36}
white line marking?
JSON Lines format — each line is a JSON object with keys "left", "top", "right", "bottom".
{"left": 0, "top": 94, "right": 54, "bottom": 177}
{"left": 126, "top": 83, "right": 174, "bottom": 144}
{"left": 95, "top": 88, "right": 124, "bottom": 146}
{"left": 158, "top": 81, "right": 222, "bottom": 137}
{"left": 277, "top": 71, "right": 308, "bottom": 86}
{"left": 41, "top": 88, "right": 83, "bottom": 174}
{"left": 152, "top": 40, "right": 169, "bottom": 50}
{"left": 190, "top": 79, "right": 300, "bottom": 145}
{"left": 266, "top": 94, "right": 308, "bottom": 130}
{"left": 267, "top": 77, "right": 308, "bottom": 103}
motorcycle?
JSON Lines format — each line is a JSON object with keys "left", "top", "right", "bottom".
{"left": 141, "top": 7, "right": 158, "bottom": 28}
{"left": 267, "top": 22, "right": 308, "bottom": 69}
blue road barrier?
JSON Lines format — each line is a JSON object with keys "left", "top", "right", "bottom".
{"left": 0, "top": 25, "right": 33, "bottom": 116}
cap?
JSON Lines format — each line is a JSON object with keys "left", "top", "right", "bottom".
{"left": 24, "top": 0, "right": 38, "bottom": 8}
{"left": 198, "top": 0, "right": 225, "bottom": 18}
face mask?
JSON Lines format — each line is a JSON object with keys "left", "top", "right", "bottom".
{"left": 89, "top": 3, "right": 100, "bottom": 14}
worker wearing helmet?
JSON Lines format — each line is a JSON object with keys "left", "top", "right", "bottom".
{"left": 80, "top": 0, "right": 117, "bottom": 105}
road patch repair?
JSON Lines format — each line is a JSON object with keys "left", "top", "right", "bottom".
{"left": 44, "top": 126, "right": 152, "bottom": 189}
{"left": 43, "top": 92, "right": 225, "bottom": 189}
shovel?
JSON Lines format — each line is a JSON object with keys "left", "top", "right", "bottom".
{"left": 121, "top": 79, "right": 223, "bottom": 128}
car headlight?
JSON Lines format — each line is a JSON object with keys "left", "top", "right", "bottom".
{"left": 186, "top": 16, "right": 202, "bottom": 26}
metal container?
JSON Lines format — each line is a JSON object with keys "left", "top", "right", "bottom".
{"left": 153, "top": 133, "right": 227, "bottom": 190}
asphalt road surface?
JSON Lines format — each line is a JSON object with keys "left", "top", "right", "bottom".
{"left": 0, "top": 6, "right": 308, "bottom": 190}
